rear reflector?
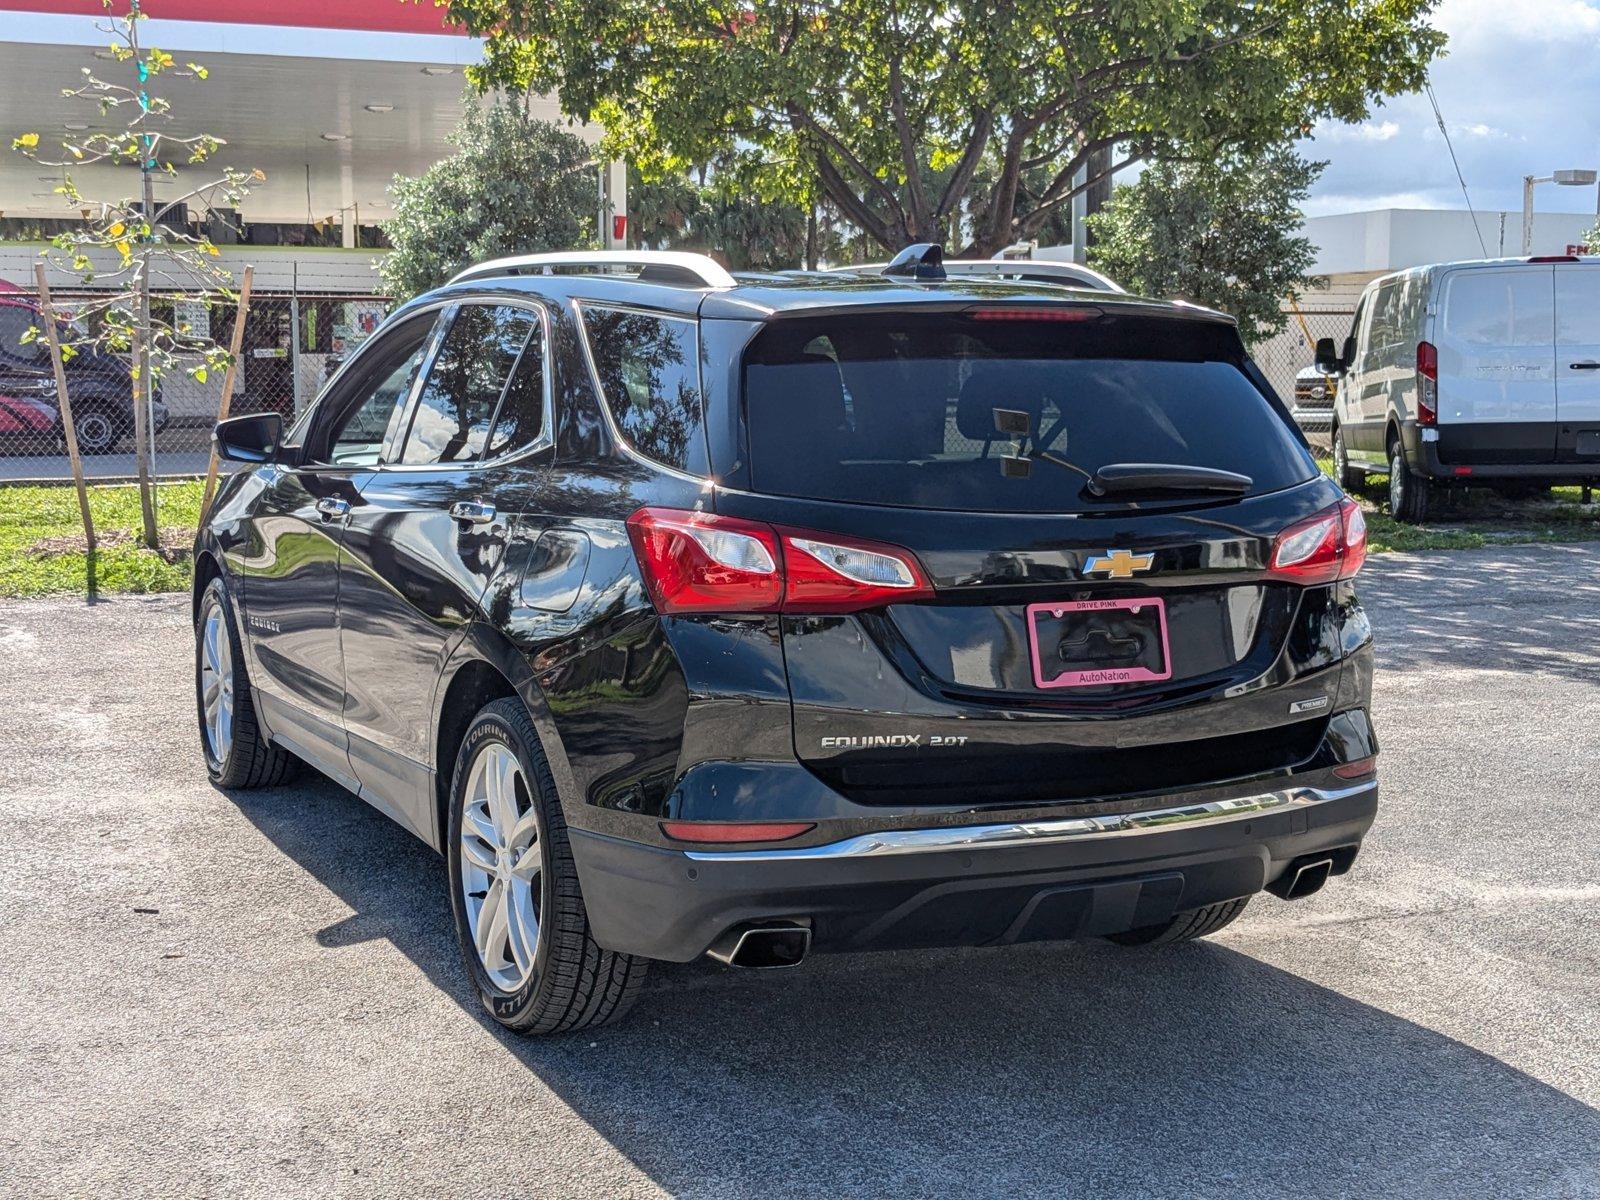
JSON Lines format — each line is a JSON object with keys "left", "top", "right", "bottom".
{"left": 660, "top": 821, "right": 815, "bottom": 844}
{"left": 1332, "top": 756, "right": 1377, "bottom": 779}
{"left": 627, "top": 506, "right": 934, "bottom": 615}
{"left": 1268, "top": 497, "right": 1367, "bottom": 584}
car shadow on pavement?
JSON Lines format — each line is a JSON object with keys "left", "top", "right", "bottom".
{"left": 233, "top": 775, "right": 1600, "bottom": 1199}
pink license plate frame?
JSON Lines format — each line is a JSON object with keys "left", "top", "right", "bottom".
{"left": 1026, "top": 597, "right": 1173, "bottom": 689}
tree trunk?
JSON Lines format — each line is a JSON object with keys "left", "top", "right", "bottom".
{"left": 201, "top": 265, "right": 254, "bottom": 523}
{"left": 804, "top": 202, "right": 818, "bottom": 270}
{"left": 133, "top": 167, "right": 158, "bottom": 550}
{"left": 34, "top": 265, "right": 96, "bottom": 575}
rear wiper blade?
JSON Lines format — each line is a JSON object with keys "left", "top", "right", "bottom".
{"left": 1085, "top": 463, "right": 1253, "bottom": 498}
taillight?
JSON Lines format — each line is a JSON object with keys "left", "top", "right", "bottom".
{"left": 1416, "top": 341, "right": 1438, "bottom": 426}
{"left": 1268, "top": 497, "right": 1367, "bottom": 584}
{"left": 625, "top": 508, "right": 783, "bottom": 614}
{"left": 782, "top": 532, "right": 933, "bottom": 611}
{"left": 626, "top": 507, "right": 934, "bottom": 615}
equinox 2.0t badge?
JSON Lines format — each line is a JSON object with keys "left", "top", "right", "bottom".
{"left": 1083, "top": 549, "right": 1154, "bottom": 579}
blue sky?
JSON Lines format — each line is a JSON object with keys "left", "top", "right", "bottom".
{"left": 1299, "top": 0, "right": 1600, "bottom": 217}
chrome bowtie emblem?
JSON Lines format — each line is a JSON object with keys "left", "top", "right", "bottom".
{"left": 1083, "top": 549, "right": 1154, "bottom": 579}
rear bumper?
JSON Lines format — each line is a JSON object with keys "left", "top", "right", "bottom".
{"left": 570, "top": 778, "right": 1379, "bottom": 961}
{"left": 1415, "top": 425, "right": 1600, "bottom": 481}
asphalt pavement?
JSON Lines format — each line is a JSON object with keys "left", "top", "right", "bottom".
{"left": 1, "top": 545, "right": 1598, "bottom": 1198}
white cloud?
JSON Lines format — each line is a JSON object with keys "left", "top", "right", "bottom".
{"left": 1302, "top": 0, "right": 1600, "bottom": 217}
{"left": 1314, "top": 120, "right": 1402, "bottom": 143}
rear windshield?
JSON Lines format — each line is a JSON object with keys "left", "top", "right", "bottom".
{"left": 742, "top": 312, "right": 1315, "bottom": 512}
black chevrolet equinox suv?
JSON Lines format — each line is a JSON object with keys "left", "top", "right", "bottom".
{"left": 196, "top": 246, "right": 1378, "bottom": 1033}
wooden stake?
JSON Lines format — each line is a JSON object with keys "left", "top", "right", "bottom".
{"left": 201, "top": 265, "right": 254, "bottom": 522}
{"left": 34, "top": 264, "right": 95, "bottom": 555}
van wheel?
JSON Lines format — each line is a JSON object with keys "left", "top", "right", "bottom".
{"left": 446, "top": 697, "right": 647, "bottom": 1034}
{"left": 1106, "top": 897, "right": 1250, "bottom": 946}
{"left": 1388, "top": 443, "right": 1431, "bottom": 523}
{"left": 1331, "top": 427, "right": 1365, "bottom": 491}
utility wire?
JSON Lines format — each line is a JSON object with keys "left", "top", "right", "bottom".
{"left": 1426, "top": 81, "right": 1488, "bottom": 257}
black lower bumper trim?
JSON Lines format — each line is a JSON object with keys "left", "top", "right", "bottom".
{"left": 569, "top": 781, "right": 1379, "bottom": 961}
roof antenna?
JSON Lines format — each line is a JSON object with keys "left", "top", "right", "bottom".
{"left": 882, "top": 243, "right": 947, "bottom": 281}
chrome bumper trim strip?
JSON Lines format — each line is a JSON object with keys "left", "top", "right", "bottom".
{"left": 682, "top": 781, "right": 1377, "bottom": 862}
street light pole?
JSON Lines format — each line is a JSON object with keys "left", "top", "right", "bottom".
{"left": 1521, "top": 169, "right": 1599, "bottom": 255}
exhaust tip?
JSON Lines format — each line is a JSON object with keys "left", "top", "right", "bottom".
{"left": 1269, "top": 855, "right": 1334, "bottom": 901}
{"left": 706, "top": 923, "right": 812, "bottom": 970}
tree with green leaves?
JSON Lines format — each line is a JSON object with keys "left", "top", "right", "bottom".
{"left": 12, "top": 0, "right": 260, "bottom": 547}
{"left": 630, "top": 166, "right": 831, "bottom": 270}
{"left": 380, "top": 97, "right": 598, "bottom": 300}
{"left": 444, "top": 0, "right": 1444, "bottom": 257}
{"left": 1086, "top": 144, "right": 1324, "bottom": 344}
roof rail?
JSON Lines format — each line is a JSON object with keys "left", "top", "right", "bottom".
{"left": 448, "top": 250, "right": 737, "bottom": 289}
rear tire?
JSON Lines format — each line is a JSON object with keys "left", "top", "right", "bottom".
{"left": 195, "top": 577, "right": 298, "bottom": 789}
{"left": 1331, "top": 427, "right": 1364, "bottom": 491}
{"left": 1387, "top": 442, "right": 1431, "bottom": 523}
{"left": 446, "top": 697, "right": 647, "bottom": 1035}
{"left": 1105, "top": 897, "right": 1251, "bottom": 946}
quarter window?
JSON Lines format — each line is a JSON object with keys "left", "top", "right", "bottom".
{"left": 399, "top": 304, "right": 538, "bottom": 465}
{"left": 484, "top": 320, "right": 546, "bottom": 459}
{"left": 580, "top": 307, "right": 706, "bottom": 473}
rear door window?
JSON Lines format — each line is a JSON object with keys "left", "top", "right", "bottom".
{"left": 742, "top": 311, "right": 1314, "bottom": 513}
{"left": 399, "top": 304, "right": 538, "bottom": 465}
{"left": 580, "top": 306, "right": 706, "bottom": 473}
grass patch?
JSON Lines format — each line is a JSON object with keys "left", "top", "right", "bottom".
{"left": 0, "top": 481, "right": 202, "bottom": 598}
{"left": 1317, "top": 459, "right": 1600, "bottom": 553}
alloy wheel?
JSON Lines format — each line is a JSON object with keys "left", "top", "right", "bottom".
{"left": 459, "top": 741, "right": 543, "bottom": 993}
{"left": 199, "top": 602, "right": 235, "bottom": 764}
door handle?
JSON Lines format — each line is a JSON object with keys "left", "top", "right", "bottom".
{"left": 450, "top": 500, "right": 497, "bottom": 525}
{"left": 1570, "top": 361, "right": 1600, "bottom": 370}
{"left": 315, "top": 497, "right": 350, "bottom": 521}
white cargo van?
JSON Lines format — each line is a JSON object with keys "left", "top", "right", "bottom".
{"left": 1317, "top": 256, "right": 1600, "bottom": 521}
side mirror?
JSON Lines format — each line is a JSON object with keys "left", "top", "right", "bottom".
{"left": 214, "top": 412, "right": 282, "bottom": 464}
{"left": 1313, "top": 337, "right": 1345, "bottom": 376}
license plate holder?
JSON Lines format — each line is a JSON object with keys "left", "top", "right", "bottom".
{"left": 1026, "top": 597, "right": 1172, "bottom": 689}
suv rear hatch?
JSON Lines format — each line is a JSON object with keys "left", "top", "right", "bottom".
{"left": 700, "top": 303, "right": 1359, "bottom": 809}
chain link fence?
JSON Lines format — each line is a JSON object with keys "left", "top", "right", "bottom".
{"left": 1253, "top": 308, "right": 1357, "bottom": 451}
{"left": 0, "top": 287, "right": 391, "bottom": 482}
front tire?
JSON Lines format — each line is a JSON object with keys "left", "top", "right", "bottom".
{"left": 195, "top": 577, "right": 298, "bottom": 789}
{"left": 446, "top": 697, "right": 647, "bottom": 1034}
{"left": 1388, "top": 442, "right": 1431, "bottom": 523}
{"left": 1105, "top": 897, "right": 1251, "bottom": 946}
{"left": 1332, "top": 427, "right": 1365, "bottom": 491}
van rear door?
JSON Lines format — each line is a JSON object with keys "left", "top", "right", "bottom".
{"left": 1554, "top": 263, "right": 1600, "bottom": 463}
{"left": 1434, "top": 265, "right": 1558, "bottom": 464}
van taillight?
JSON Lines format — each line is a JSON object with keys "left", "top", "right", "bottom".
{"left": 1268, "top": 497, "right": 1368, "bottom": 584}
{"left": 1416, "top": 341, "right": 1438, "bottom": 426}
{"left": 626, "top": 507, "right": 934, "bottom": 615}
